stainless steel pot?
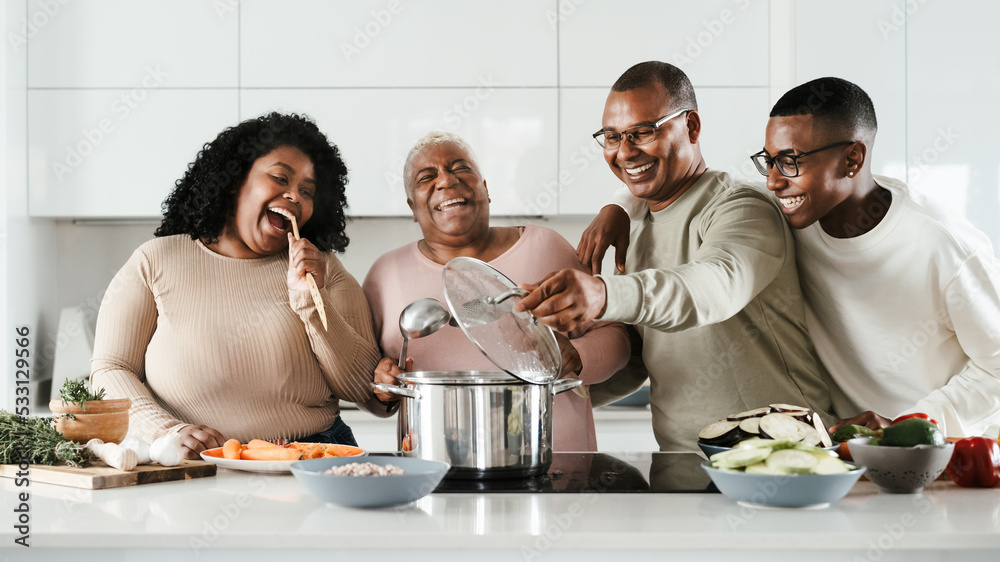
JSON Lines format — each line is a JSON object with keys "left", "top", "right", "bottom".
{"left": 375, "top": 371, "right": 582, "bottom": 479}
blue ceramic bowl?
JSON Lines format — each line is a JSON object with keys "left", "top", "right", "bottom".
{"left": 291, "top": 456, "right": 450, "bottom": 509}
{"left": 701, "top": 462, "right": 866, "bottom": 508}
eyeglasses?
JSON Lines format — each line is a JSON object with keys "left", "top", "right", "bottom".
{"left": 593, "top": 108, "right": 691, "bottom": 149}
{"left": 750, "top": 141, "right": 856, "bottom": 178}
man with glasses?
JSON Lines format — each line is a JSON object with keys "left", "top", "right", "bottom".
{"left": 573, "top": 75, "right": 1000, "bottom": 439}
{"left": 759, "top": 77, "right": 1000, "bottom": 437}
{"left": 516, "top": 61, "right": 834, "bottom": 452}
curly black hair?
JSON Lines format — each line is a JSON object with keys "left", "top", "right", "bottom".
{"left": 155, "top": 112, "right": 351, "bottom": 252}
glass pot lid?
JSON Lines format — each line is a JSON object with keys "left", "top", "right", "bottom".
{"left": 441, "top": 257, "right": 561, "bottom": 384}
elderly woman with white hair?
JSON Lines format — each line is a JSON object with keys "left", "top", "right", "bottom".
{"left": 362, "top": 131, "right": 630, "bottom": 451}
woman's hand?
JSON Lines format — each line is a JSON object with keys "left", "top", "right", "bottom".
{"left": 554, "top": 332, "right": 583, "bottom": 378}
{"left": 287, "top": 233, "right": 325, "bottom": 292}
{"left": 373, "top": 357, "right": 411, "bottom": 402}
{"left": 176, "top": 424, "right": 226, "bottom": 459}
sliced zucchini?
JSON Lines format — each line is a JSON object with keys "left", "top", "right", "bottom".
{"left": 745, "top": 461, "right": 786, "bottom": 475}
{"left": 713, "top": 447, "right": 770, "bottom": 469}
{"left": 727, "top": 406, "right": 772, "bottom": 421}
{"left": 738, "top": 416, "right": 761, "bottom": 435}
{"left": 811, "top": 452, "right": 850, "bottom": 474}
{"left": 765, "top": 449, "right": 819, "bottom": 474}
{"left": 734, "top": 437, "right": 777, "bottom": 449}
{"left": 698, "top": 419, "right": 741, "bottom": 445}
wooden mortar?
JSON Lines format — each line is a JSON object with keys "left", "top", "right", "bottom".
{"left": 49, "top": 398, "right": 131, "bottom": 444}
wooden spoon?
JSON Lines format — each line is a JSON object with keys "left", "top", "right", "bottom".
{"left": 288, "top": 215, "right": 328, "bottom": 331}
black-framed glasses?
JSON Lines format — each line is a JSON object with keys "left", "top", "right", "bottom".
{"left": 750, "top": 140, "right": 856, "bottom": 178}
{"left": 593, "top": 108, "right": 691, "bottom": 149}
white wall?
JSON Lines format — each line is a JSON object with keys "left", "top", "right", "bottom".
{"left": 6, "top": 0, "right": 1000, "bottom": 411}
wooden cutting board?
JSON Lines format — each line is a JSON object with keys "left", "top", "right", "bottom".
{"left": 0, "top": 460, "right": 216, "bottom": 489}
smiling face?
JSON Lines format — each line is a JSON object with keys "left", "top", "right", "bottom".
{"left": 406, "top": 141, "right": 490, "bottom": 246}
{"left": 601, "top": 81, "right": 703, "bottom": 211}
{"left": 216, "top": 145, "right": 316, "bottom": 258}
{"left": 763, "top": 115, "right": 857, "bottom": 230}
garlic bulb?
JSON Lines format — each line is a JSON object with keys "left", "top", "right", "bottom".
{"left": 86, "top": 439, "right": 138, "bottom": 471}
{"left": 119, "top": 434, "right": 151, "bottom": 464}
{"left": 149, "top": 434, "right": 184, "bottom": 467}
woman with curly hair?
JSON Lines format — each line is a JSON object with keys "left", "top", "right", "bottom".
{"left": 91, "top": 112, "right": 390, "bottom": 458}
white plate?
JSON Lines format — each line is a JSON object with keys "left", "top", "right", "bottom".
{"left": 200, "top": 444, "right": 366, "bottom": 474}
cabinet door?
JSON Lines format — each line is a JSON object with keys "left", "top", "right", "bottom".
{"left": 906, "top": 1, "right": 1000, "bottom": 247}
{"left": 558, "top": 87, "right": 769, "bottom": 215}
{"left": 560, "top": 0, "right": 768, "bottom": 88}
{"left": 240, "top": 0, "right": 556, "bottom": 88}
{"left": 241, "top": 88, "right": 558, "bottom": 217}
{"left": 794, "top": 0, "right": 906, "bottom": 180}
{"left": 26, "top": 0, "right": 237, "bottom": 88}
{"left": 28, "top": 90, "right": 239, "bottom": 217}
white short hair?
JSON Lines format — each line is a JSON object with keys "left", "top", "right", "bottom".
{"left": 402, "top": 131, "right": 481, "bottom": 197}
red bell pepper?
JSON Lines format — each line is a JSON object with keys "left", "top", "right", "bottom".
{"left": 945, "top": 437, "right": 1000, "bottom": 488}
{"left": 892, "top": 412, "right": 940, "bottom": 427}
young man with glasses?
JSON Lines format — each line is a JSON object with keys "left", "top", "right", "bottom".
{"left": 516, "top": 61, "right": 834, "bottom": 452}
{"left": 576, "top": 75, "right": 1000, "bottom": 438}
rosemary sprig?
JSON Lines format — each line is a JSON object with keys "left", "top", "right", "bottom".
{"left": 0, "top": 411, "right": 91, "bottom": 466}
{"left": 59, "top": 379, "right": 106, "bottom": 410}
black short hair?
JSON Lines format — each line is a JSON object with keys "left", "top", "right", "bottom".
{"left": 770, "top": 77, "right": 877, "bottom": 141}
{"left": 155, "top": 112, "right": 351, "bottom": 253}
{"left": 611, "top": 61, "right": 698, "bottom": 111}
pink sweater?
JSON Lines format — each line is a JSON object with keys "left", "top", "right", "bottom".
{"left": 362, "top": 225, "right": 630, "bottom": 451}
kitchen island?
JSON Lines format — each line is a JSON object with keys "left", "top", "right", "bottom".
{"left": 2, "top": 451, "right": 998, "bottom": 562}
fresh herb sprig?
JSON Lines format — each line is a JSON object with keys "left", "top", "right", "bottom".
{"left": 59, "top": 379, "right": 106, "bottom": 410}
{"left": 0, "top": 411, "right": 90, "bottom": 466}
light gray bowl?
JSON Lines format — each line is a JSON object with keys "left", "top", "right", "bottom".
{"left": 291, "top": 456, "right": 450, "bottom": 509}
{"left": 702, "top": 462, "right": 866, "bottom": 508}
{"left": 847, "top": 437, "right": 954, "bottom": 494}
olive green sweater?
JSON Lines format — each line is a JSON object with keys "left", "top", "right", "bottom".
{"left": 597, "top": 170, "right": 833, "bottom": 451}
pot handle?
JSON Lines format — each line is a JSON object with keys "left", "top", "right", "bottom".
{"left": 372, "top": 382, "right": 421, "bottom": 400}
{"left": 551, "top": 377, "right": 583, "bottom": 395}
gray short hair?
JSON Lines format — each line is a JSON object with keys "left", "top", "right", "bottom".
{"left": 402, "top": 131, "right": 481, "bottom": 197}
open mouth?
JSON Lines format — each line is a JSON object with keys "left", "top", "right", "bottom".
{"left": 623, "top": 161, "right": 655, "bottom": 180}
{"left": 434, "top": 198, "right": 467, "bottom": 211}
{"left": 266, "top": 207, "right": 294, "bottom": 232}
{"left": 779, "top": 195, "right": 806, "bottom": 211}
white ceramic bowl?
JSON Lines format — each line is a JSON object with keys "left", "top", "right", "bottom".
{"left": 291, "top": 456, "right": 450, "bottom": 509}
{"left": 702, "top": 462, "right": 866, "bottom": 508}
{"left": 847, "top": 437, "right": 954, "bottom": 494}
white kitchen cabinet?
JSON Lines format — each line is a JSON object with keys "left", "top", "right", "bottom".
{"left": 558, "top": 87, "right": 770, "bottom": 215}
{"left": 239, "top": 0, "right": 557, "bottom": 88}
{"left": 28, "top": 89, "right": 239, "bottom": 217}
{"left": 26, "top": 0, "right": 237, "bottom": 88}
{"left": 241, "top": 88, "right": 559, "bottom": 216}
{"left": 905, "top": 1, "right": 1000, "bottom": 247}
{"left": 793, "top": 0, "right": 907, "bottom": 180}
{"left": 559, "top": 0, "right": 769, "bottom": 88}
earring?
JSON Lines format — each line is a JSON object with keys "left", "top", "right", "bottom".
{"left": 848, "top": 172, "right": 854, "bottom": 177}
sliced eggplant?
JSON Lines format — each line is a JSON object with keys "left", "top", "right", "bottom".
{"left": 757, "top": 412, "right": 818, "bottom": 443}
{"left": 738, "top": 416, "right": 761, "bottom": 435}
{"left": 697, "top": 419, "right": 741, "bottom": 446}
{"left": 811, "top": 412, "right": 834, "bottom": 448}
{"left": 769, "top": 403, "right": 809, "bottom": 413}
{"left": 726, "top": 406, "right": 773, "bottom": 421}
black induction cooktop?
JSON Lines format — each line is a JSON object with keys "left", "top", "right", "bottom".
{"left": 430, "top": 452, "right": 718, "bottom": 494}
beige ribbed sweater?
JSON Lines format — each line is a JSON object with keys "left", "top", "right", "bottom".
{"left": 90, "top": 235, "right": 383, "bottom": 443}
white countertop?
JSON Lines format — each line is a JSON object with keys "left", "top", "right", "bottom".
{"left": 3, "top": 452, "right": 999, "bottom": 562}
